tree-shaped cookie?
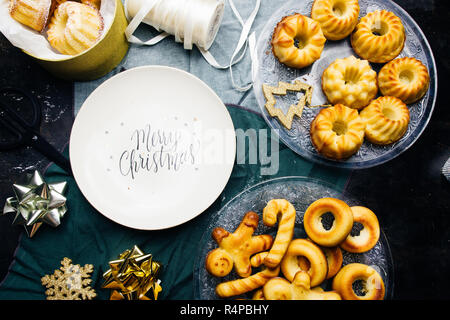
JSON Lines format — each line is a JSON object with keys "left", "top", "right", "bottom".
{"left": 262, "top": 80, "right": 313, "bottom": 130}
{"left": 205, "top": 211, "right": 273, "bottom": 278}
{"left": 263, "top": 271, "right": 341, "bottom": 300}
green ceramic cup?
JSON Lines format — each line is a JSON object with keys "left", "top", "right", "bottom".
{"left": 25, "top": 0, "right": 129, "bottom": 81}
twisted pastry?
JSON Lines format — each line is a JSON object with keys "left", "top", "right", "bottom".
{"left": 280, "top": 239, "right": 328, "bottom": 286}
{"left": 311, "top": 0, "right": 360, "bottom": 40}
{"left": 340, "top": 206, "right": 380, "bottom": 253}
{"left": 360, "top": 96, "right": 410, "bottom": 145}
{"left": 271, "top": 13, "right": 326, "bottom": 68}
{"left": 262, "top": 199, "right": 296, "bottom": 268}
{"left": 215, "top": 266, "right": 280, "bottom": 298}
{"left": 250, "top": 252, "right": 268, "bottom": 268}
{"left": 303, "top": 197, "right": 354, "bottom": 246}
{"left": 263, "top": 271, "right": 341, "bottom": 300}
{"left": 205, "top": 211, "right": 273, "bottom": 278}
{"left": 378, "top": 57, "right": 430, "bottom": 104}
{"left": 351, "top": 10, "right": 405, "bottom": 63}
{"left": 332, "top": 263, "right": 385, "bottom": 300}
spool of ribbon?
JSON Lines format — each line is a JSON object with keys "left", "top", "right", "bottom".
{"left": 124, "top": 0, "right": 261, "bottom": 92}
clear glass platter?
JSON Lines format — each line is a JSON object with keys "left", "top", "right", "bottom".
{"left": 253, "top": 0, "right": 437, "bottom": 169}
{"left": 193, "top": 176, "right": 394, "bottom": 299}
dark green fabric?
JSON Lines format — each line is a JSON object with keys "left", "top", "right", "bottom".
{"left": 0, "top": 106, "right": 350, "bottom": 300}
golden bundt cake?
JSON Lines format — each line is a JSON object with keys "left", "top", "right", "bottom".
{"left": 351, "top": 10, "right": 405, "bottom": 63}
{"left": 378, "top": 57, "right": 430, "bottom": 104}
{"left": 360, "top": 96, "right": 410, "bottom": 145}
{"left": 310, "top": 104, "right": 365, "bottom": 159}
{"left": 271, "top": 13, "right": 326, "bottom": 69}
{"left": 9, "top": 0, "right": 55, "bottom": 32}
{"left": 321, "top": 55, "right": 378, "bottom": 109}
{"left": 47, "top": 1, "right": 104, "bottom": 55}
{"left": 311, "top": 0, "right": 360, "bottom": 40}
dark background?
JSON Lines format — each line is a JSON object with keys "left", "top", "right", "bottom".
{"left": 0, "top": 0, "right": 449, "bottom": 299}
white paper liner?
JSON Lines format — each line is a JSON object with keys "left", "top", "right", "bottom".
{"left": 0, "top": 0, "right": 116, "bottom": 60}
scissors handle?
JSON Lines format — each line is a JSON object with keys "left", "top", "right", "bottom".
{"left": 28, "top": 132, "right": 73, "bottom": 175}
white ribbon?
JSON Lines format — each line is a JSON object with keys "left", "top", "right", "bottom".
{"left": 123, "top": 0, "right": 261, "bottom": 92}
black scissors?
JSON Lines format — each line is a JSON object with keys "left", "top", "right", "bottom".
{"left": 0, "top": 87, "right": 72, "bottom": 175}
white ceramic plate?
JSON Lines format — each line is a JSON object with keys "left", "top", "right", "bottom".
{"left": 70, "top": 66, "right": 236, "bottom": 230}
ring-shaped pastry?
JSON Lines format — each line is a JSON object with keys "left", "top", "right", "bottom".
{"left": 340, "top": 206, "right": 380, "bottom": 253}
{"left": 297, "top": 243, "right": 343, "bottom": 279}
{"left": 332, "top": 263, "right": 385, "bottom": 300}
{"left": 280, "top": 239, "right": 328, "bottom": 286}
{"left": 322, "top": 246, "right": 343, "bottom": 279}
{"left": 303, "top": 197, "right": 354, "bottom": 246}
{"left": 378, "top": 57, "right": 430, "bottom": 104}
{"left": 311, "top": 0, "right": 360, "bottom": 40}
{"left": 271, "top": 13, "right": 326, "bottom": 68}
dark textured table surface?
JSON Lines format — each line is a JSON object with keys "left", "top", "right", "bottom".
{"left": 0, "top": 0, "right": 449, "bottom": 300}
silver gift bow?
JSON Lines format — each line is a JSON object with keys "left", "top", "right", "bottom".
{"left": 2, "top": 170, "right": 67, "bottom": 237}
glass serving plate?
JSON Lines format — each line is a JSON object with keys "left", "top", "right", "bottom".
{"left": 193, "top": 176, "right": 394, "bottom": 300}
{"left": 253, "top": 0, "right": 437, "bottom": 169}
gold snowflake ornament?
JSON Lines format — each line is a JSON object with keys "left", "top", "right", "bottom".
{"left": 41, "top": 257, "right": 97, "bottom": 300}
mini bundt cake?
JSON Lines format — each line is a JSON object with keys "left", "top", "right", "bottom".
{"left": 360, "top": 96, "right": 410, "bottom": 145}
{"left": 310, "top": 104, "right": 365, "bottom": 159}
{"left": 378, "top": 57, "right": 430, "bottom": 104}
{"left": 9, "top": 0, "right": 55, "bottom": 32}
{"left": 321, "top": 55, "right": 378, "bottom": 109}
{"left": 271, "top": 13, "right": 326, "bottom": 69}
{"left": 311, "top": 0, "right": 360, "bottom": 40}
{"left": 351, "top": 10, "right": 405, "bottom": 63}
{"left": 47, "top": 1, "right": 104, "bottom": 55}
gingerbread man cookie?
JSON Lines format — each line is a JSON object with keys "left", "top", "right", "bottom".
{"left": 205, "top": 211, "right": 273, "bottom": 278}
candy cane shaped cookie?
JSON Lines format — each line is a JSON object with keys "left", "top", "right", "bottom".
{"left": 215, "top": 266, "right": 280, "bottom": 298}
{"left": 250, "top": 252, "right": 269, "bottom": 268}
{"left": 262, "top": 199, "right": 296, "bottom": 268}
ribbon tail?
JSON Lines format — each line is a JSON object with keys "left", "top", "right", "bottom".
{"left": 125, "top": 0, "right": 169, "bottom": 46}
{"left": 199, "top": 0, "right": 261, "bottom": 92}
